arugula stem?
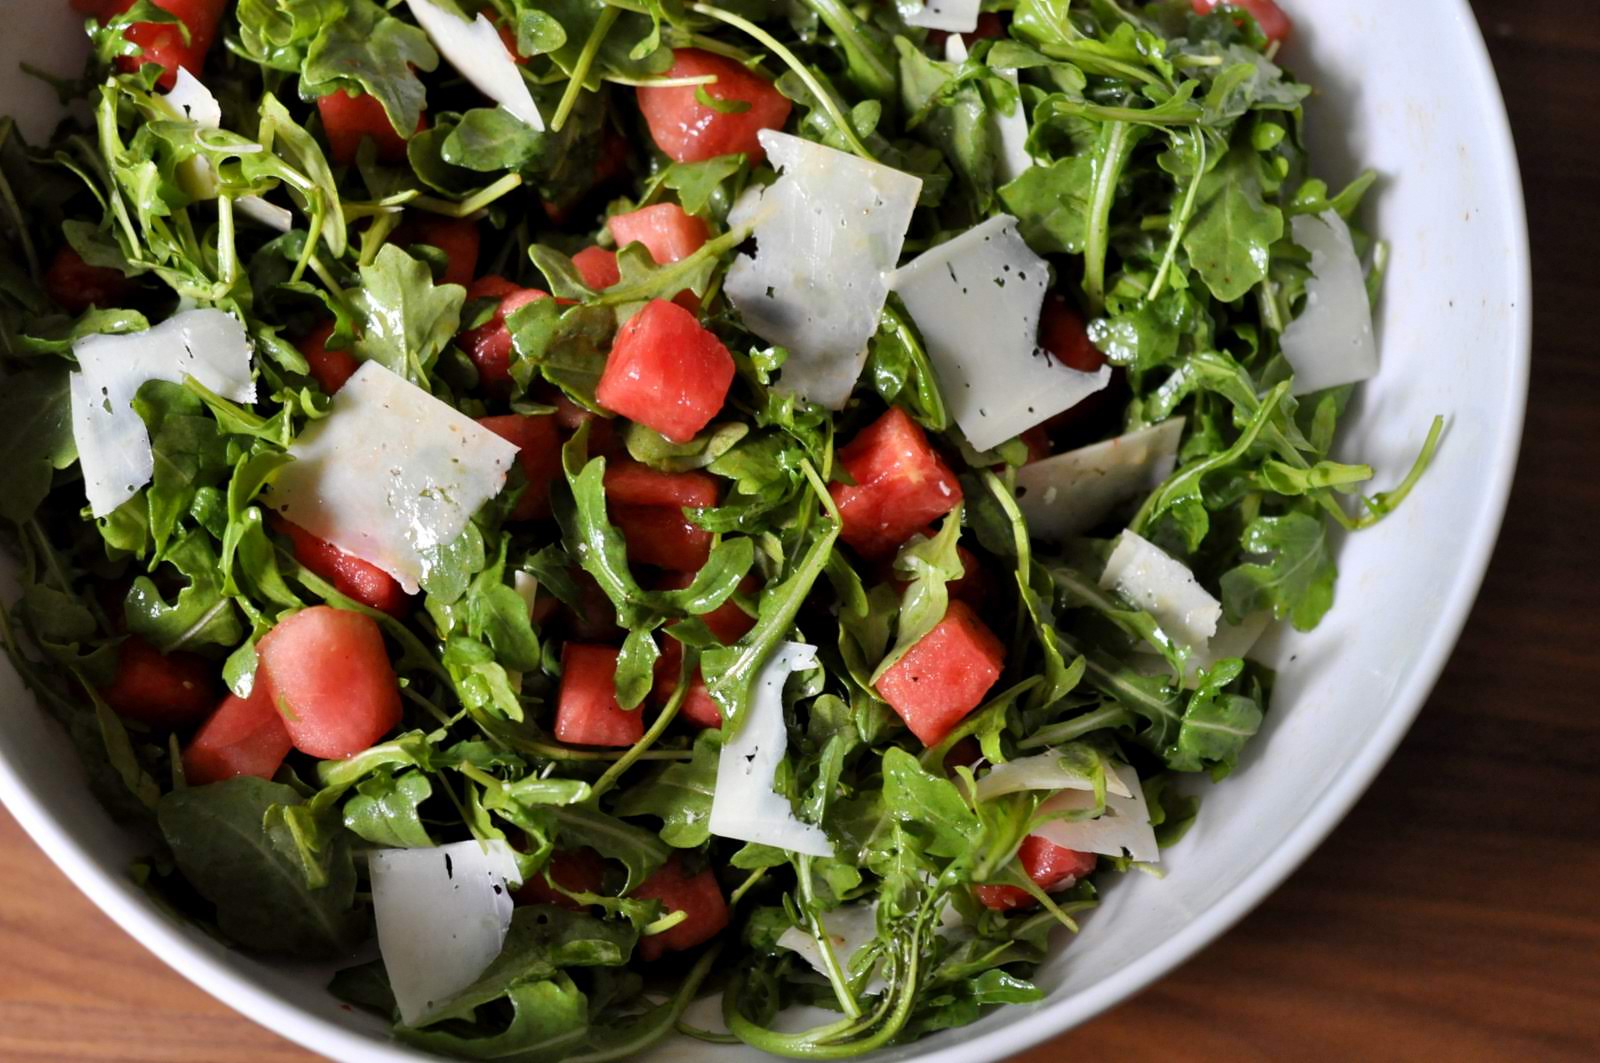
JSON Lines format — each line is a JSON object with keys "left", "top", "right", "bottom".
{"left": 588, "top": 650, "right": 690, "bottom": 799}
{"left": 1131, "top": 380, "right": 1290, "bottom": 533}
{"left": 1352, "top": 415, "right": 1445, "bottom": 528}
{"left": 689, "top": 3, "right": 876, "bottom": 161}
{"left": 1019, "top": 704, "right": 1138, "bottom": 749}
{"left": 409, "top": 173, "right": 524, "bottom": 218}
{"left": 1084, "top": 121, "right": 1132, "bottom": 314}
{"left": 798, "top": 856, "right": 862, "bottom": 1020}
{"left": 1148, "top": 133, "right": 1207, "bottom": 302}
{"left": 729, "top": 867, "right": 767, "bottom": 907}
{"left": 553, "top": 7, "right": 620, "bottom": 133}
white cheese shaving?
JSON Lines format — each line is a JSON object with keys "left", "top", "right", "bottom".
{"left": 70, "top": 309, "right": 255, "bottom": 517}
{"left": 973, "top": 751, "right": 1133, "bottom": 803}
{"left": 1281, "top": 210, "right": 1378, "bottom": 395}
{"left": 168, "top": 67, "right": 222, "bottom": 127}
{"left": 724, "top": 131, "right": 922, "bottom": 409}
{"left": 1100, "top": 530, "right": 1222, "bottom": 652}
{"left": 890, "top": 214, "right": 1110, "bottom": 450}
{"left": 1033, "top": 762, "right": 1160, "bottom": 863}
{"left": 234, "top": 195, "right": 294, "bottom": 232}
{"left": 513, "top": 570, "right": 540, "bottom": 615}
{"left": 709, "top": 641, "right": 834, "bottom": 857}
{"left": 905, "top": 0, "right": 980, "bottom": 32}
{"left": 944, "top": 36, "right": 1031, "bottom": 183}
{"left": 369, "top": 839, "right": 524, "bottom": 1027}
{"left": 405, "top": 0, "right": 544, "bottom": 131}
{"left": 265, "top": 361, "right": 520, "bottom": 594}
{"left": 1015, "top": 418, "right": 1186, "bottom": 542}
{"left": 776, "top": 904, "right": 884, "bottom": 994}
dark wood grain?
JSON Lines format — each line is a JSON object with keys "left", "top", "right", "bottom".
{"left": 3, "top": 2, "right": 1597, "bottom": 1060}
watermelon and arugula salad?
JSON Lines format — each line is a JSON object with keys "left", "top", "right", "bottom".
{"left": 0, "top": 0, "right": 1440, "bottom": 1057}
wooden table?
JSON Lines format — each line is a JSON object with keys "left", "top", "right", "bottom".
{"left": 4, "top": 2, "right": 1597, "bottom": 1060}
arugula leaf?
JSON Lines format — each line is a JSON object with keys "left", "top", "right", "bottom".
{"left": 871, "top": 509, "right": 964, "bottom": 683}
{"left": 0, "top": 369, "right": 76, "bottom": 523}
{"left": 1183, "top": 141, "right": 1284, "bottom": 302}
{"left": 1220, "top": 510, "right": 1338, "bottom": 630}
{"left": 350, "top": 244, "right": 466, "bottom": 386}
{"left": 343, "top": 769, "right": 434, "bottom": 848}
{"left": 301, "top": 0, "right": 439, "bottom": 142}
{"left": 124, "top": 530, "right": 243, "bottom": 652}
{"left": 612, "top": 731, "right": 719, "bottom": 847}
{"left": 1163, "top": 659, "right": 1264, "bottom": 775}
{"left": 158, "top": 777, "right": 367, "bottom": 958}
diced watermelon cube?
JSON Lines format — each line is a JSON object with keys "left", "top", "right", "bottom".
{"left": 874, "top": 601, "right": 1004, "bottom": 746}
{"left": 651, "top": 638, "right": 723, "bottom": 729}
{"left": 1039, "top": 294, "right": 1119, "bottom": 436}
{"left": 609, "top": 204, "right": 709, "bottom": 266}
{"left": 636, "top": 50, "right": 792, "bottom": 164}
{"left": 830, "top": 407, "right": 963, "bottom": 560}
{"left": 631, "top": 856, "right": 729, "bottom": 960}
{"left": 611, "top": 505, "right": 713, "bottom": 573}
{"left": 298, "top": 320, "right": 359, "bottom": 395}
{"left": 458, "top": 276, "right": 549, "bottom": 392}
{"left": 317, "top": 88, "right": 419, "bottom": 166}
{"left": 604, "top": 463, "right": 720, "bottom": 509}
{"left": 272, "top": 515, "right": 410, "bottom": 616}
{"left": 90, "top": 0, "right": 225, "bottom": 90}
{"left": 596, "top": 299, "right": 735, "bottom": 443}
{"left": 515, "top": 847, "right": 609, "bottom": 910}
{"left": 395, "top": 215, "right": 480, "bottom": 289}
{"left": 607, "top": 203, "right": 709, "bottom": 309}
{"left": 601, "top": 462, "right": 718, "bottom": 572}
{"left": 477, "top": 414, "right": 562, "bottom": 520}
{"left": 555, "top": 643, "right": 643, "bottom": 748}
{"left": 257, "top": 606, "right": 403, "bottom": 759}
{"left": 975, "top": 835, "right": 1098, "bottom": 911}
{"left": 44, "top": 246, "right": 135, "bottom": 314}
{"left": 181, "top": 682, "right": 293, "bottom": 786}
{"left": 573, "top": 246, "right": 621, "bottom": 291}
{"left": 99, "top": 636, "right": 218, "bottom": 728}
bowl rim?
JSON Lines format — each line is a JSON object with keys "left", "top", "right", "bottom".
{"left": 0, "top": 2, "right": 1531, "bottom": 1060}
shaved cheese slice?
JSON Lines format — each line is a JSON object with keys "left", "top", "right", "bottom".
{"left": 725, "top": 131, "right": 922, "bottom": 409}
{"left": 165, "top": 70, "right": 292, "bottom": 228}
{"left": 234, "top": 195, "right": 294, "bottom": 232}
{"left": 405, "top": 0, "right": 544, "bottom": 131}
{"left": 777, "top": 904, "right": 884, "bottom": 992}
{"left": 265, "top": 361, "right": 520, "bottom": 594}
{"left": 709, "top": 641, "right": 834, "bottom": 857}
{"left": 1015, "top": 419, "right": 1185, "bottom": 542}
{"left": 1281, "top": 210, "right": 1378, "bottom": 395}
{"left": 891, "top": 215, "right": 1110, "bottom": 451}
{"left": 70, "top": 309, "right": 255, "bottom": 517}
{"left": 168, "top": 67, "right": 221, "bottom": 127}
{"left": 369, "top": 839, "right": 524, "bottom": 1026}
{"left": 513, "top": 570, "right": 539, "bottom": 615}
{"left": 944, "top": 36, "right": 1031, "bottom": 183}
{"left": 1033, "top": 762, "right": 1159, "bottom": 863}
{"left": 906, "top": 0, "right": 979, "bottom": 32}
{"left": 1100, "top": 530, "right": 1221, "bottom": 652}
{"left": 973, "top": 750, "right": 1133, "bottom": 803}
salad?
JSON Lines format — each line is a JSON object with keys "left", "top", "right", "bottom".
{"left": 0, "top": 0, "right": 1441, "bottom": 1058}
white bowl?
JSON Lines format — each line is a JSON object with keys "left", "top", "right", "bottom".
{"left": 0, "top": 1, "right": 1529, "bottom": 1060}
